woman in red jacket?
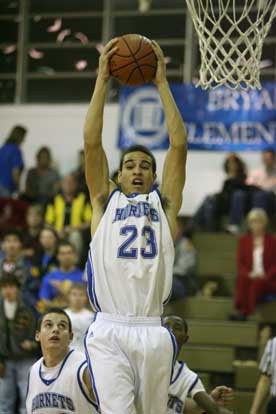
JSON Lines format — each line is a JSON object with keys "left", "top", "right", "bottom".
{"left": 235, "top": 208, "right": 276, "bottom": 319}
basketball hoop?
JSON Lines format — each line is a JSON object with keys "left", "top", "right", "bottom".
{"left": 185, "top": 0, "right": 276, "bottom": 90}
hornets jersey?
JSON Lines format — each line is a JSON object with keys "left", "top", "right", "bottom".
{"left": 87, "top": 188, "right": 174, "bottom": 316}
{"left": 26, "top": 350, "right": 98, "bottom": 414}
{"left": 168, "top": 361, "right": 205, "bottom": 414}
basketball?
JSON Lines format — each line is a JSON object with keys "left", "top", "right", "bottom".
{"left": 109, "top": 34, "right": 157, "bottom": 86}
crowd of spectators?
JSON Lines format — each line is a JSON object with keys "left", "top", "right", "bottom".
{"left": 1, "top": 125, "right": 276, "bottom": 412}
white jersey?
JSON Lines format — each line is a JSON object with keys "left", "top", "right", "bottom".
{"left": 65, "top": 308, "right": 94, "bottom": 352}
{"left": 168, "top": 361, "right": 205, "bottom": 414}
{"left": 87, "top": 188, "right": 174, "bottom": 316}
{"left": 259, "top": 337, "right": 276, "bottom": 396}
{"left": 26, "top": 350, "right": 98, "bottom": 414}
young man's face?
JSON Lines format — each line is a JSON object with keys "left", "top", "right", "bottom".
{"left": 36, "top": 313, "right": 73, "bottom": 353}
{"left": 68, "top": 287, "right": 87, "bottom": 310}
{"left": 118, "top": 151, "right": 156, "bottom": 195}
{"left": 164, "top": 318, "right": 188, "bottom": 352}
{"left": 57, "top": 246, "right": 76, "bottom": 268}
{"left": 1, "top": 283, "right": 18, "bottom": 302}
{"left": 3, "top": 235, "right": 22, "bottom": 258}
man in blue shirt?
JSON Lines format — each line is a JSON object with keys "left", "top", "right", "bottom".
{"left": 39, "top": 241, "right": 84, "bottom": 310}
{"left": 0, "top": 125, "right": 27, "bottom": 196}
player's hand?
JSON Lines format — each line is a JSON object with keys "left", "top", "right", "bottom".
{"left": 98, "top": 38, "right": 118, "bottom": 82}
{"left": 51, "top": 279, "right": 72, "bottom": 295}
{"left": 211, "top": 386, "right": 233, "bottom": 406}
{"left": 151, "top": 40, "right": 167, "bottom": 86}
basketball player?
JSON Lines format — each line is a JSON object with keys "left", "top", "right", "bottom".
{"left": 83, "top": 38, "right": 187, "bottom": 414}
{"left": 26, "top": 308, "right": 98, "bottom": 414}
{"left": 164, "top": 315, "right": 233, "bottom": 414}
{"left": 250, "top": 335, "right": 276, "bottom": 414}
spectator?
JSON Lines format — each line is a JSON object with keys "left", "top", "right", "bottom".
{"left": 247, "top": 149, "right": 276, "bottom": 193}
{"left": 246, "top": 148, "right": 276, "bottom": 215}
{"left": 250, "top": 336, "right": 276, "bottom": 414}
{"left": 232, "top": 209, "right": 276, "bottom": 320}
{"left": 24, "top": 146, "right": 60, "bottom": 204}
{"left": 45, "top": 174, "right": 92, "bottom": 258}
{"left": 39, "top": 241, "right": 84, "bottom": 310}
{"left": 72, "top": 149, "right": 89, "bottom": 195}
{"left": 0, "top": 273, "right": 38, "bottom": 414}
{"left": 65, "top": 283, "right": 94, "bottom": 352}
{"left": 32, "top": 226, "right": 59, "bottom": 278}
{"left": 191, "top": 153, "right": 248, "bottom": 232}
{"left": 171, "top": 218, "right": 197, "bottom": 300}
{"left": 0, "top": 229, "right": 40, "bottom": 311}
{"left": 0, "top": 125, "right": 26, "bottom": 196}
{"left": 23, "top": 204, "right": 44, "bottom": 259}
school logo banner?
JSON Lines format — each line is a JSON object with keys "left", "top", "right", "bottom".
{"left": 118, "top": 83, "right": 276, "bottom": 151}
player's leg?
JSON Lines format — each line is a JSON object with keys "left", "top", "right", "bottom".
{"left": 84, "top": 317, "right": 136, "bottom": 414}
{"left": 134, "top": 325, "right": 177, "bottom": 414}
{"left": 0, "top": 360, "right": 17, "bottom": 414}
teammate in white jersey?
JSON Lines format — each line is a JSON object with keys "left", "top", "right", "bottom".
{"left": 26, "top": 308, "right": 98, "bottom": 414}
{"left": 164, "top": 315, "right": 233, "bottom": 414}
{"left": 83, "top": 38, "right": 187, "bottom": 414}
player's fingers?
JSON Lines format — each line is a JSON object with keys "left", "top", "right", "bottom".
{"left": 106, "top": 46, "right": 119, "bottom": 58}
{"left": 151, "top": 40, "right": 163, "bottom": 56}
{"left": 103, "top": 37, "right": 119, "bottom": 53}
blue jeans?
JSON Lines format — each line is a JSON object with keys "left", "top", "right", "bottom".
{"left": 193, "top": 194, "right": 219, "bottom": 231}
{"left": 229, "top": 190, "right": 276, "bottom": 225}
{"left": 0, "top": 358, "right": 35, "bottom": 414}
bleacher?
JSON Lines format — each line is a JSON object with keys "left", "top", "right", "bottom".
{"left": 165, "top": 232, "right": 276, "bottom": 413}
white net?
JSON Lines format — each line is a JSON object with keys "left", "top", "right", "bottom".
{"left": 185, "top": 0, "right": 276, "bottom": 90}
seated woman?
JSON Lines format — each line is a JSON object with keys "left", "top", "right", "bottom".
{"left": 233, "top": 208, "right": 276, "bottom": 320}
{"left": 190, "top": 153, "right": 248, "bottom": 232}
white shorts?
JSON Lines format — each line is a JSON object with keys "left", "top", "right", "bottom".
{"left": 84, "top": 312, "right": 177, "bottom": 414}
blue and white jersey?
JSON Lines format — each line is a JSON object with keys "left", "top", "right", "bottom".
{"left": 26, "top": 350, "right": 98, "bottom": 414}
{"left": 168, "top": 361, "right": 205, "bottom": 414}
{"left": 87, "top": 188, "right": 174, "bottom": 316}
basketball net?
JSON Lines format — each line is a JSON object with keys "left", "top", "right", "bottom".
{"left": 185, "top": 0, "right": 276, "bottom": 90}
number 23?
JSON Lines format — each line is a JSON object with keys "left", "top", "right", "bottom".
{"left": 118, "top": 225, "right": 157, "bottom": 259}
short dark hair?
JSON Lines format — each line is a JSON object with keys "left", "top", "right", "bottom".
{"left": 36, "top": 146, "right": 51, "bottom": 161}
{"left": 37, "top": 307, "right": 72, "bottom": 332}
{"left": 119, "top": 145, "right": 156, "bottom": 174}
{"left": 57, "top": 240, "right": 75, "bottom": 253}
{"left": 2, "top": 228, "right": 23, "bottom": 244}
{"left": 0, "top": 273, "right": 20, "bottom": 289}
{"left": 5, "top": 125, "right": 27, "bottom": 145}
{"left": 163, "top": 315, "right": 188, "bottom": 334}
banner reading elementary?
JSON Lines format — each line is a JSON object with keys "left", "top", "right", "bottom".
{"left": 118, "top": 83, "right": 276, "bottom": 151}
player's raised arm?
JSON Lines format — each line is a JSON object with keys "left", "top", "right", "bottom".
{"left": 152, "top": 41, "right": 187, "bottom": 237}
{"left": 83, "top": 38, "right": 118, "bottom": 207}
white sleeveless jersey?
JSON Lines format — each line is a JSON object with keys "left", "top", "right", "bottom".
{"left": 168, "top": 361, "right": 205, "bottom": 414}
{"left": 87, "top": 188, "right": 174, "bottom": 316}
{"left": 26, "top": 350, "right": 98, "bottom": 414}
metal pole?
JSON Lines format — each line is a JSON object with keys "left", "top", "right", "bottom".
{"left": 102, "top": 0, "right": 113, "bottom": 44}
{"left": 101, "top": 0, "right": 115, "bottom": 102}
{"left": 15, "top": 0, "right": 29, "bottom": 103}
{"left": 183, "top": 9, "right": 195, "bottom": 83}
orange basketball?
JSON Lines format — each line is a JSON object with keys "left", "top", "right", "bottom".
{"left": 109, "top": 34, "right": 157, "bottom": 86}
